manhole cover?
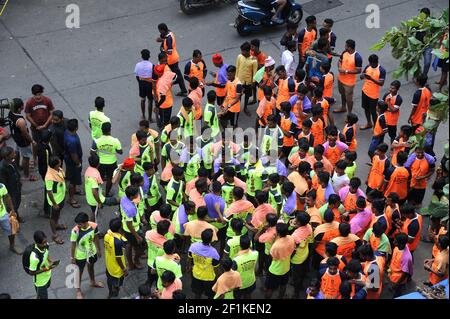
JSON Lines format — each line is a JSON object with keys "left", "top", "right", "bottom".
{"left": 301, "top": 0, "right": 344, "bottom": 16}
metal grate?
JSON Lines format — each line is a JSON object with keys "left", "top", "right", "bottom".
{"left": 301, "top": 0, "right": 344, "bottom": 15}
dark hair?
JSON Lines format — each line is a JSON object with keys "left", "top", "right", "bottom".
{"left": 158, "top": 52, "right": 167, "bottom": 62}
{"left": 31, "top": 84, "right": 44, "bottom": 95}
{"left": 141, "top": 49, "right": 150, "bottom": 60}
{"left": 223, "top": 166, "right": 236, "bottom": 178}
{"left": 317, "top": 38, "right": 328, "bottom": 50}
{"left": 275, "top": 65, "right": 286, "bottom": 74}
{"left": 33, "top": 230, "right": 47, "bottom": 244}
{"left": 240, "top": 42, "right": 251, "bottom": 52}
{"left": 345, "top": 151, "right": 357, "bottom": 162}
{"left": 287, "top": 40, "right": 297, "bottom": 51}
{"left": 74, "top": 212, "right": 89, "bottom": 224}
{"left": 356, "top": 196, "right": 367, "bottom": 209}
{"left": 138, "top": 284, "right": 152, "bottom": 298}
{"left": 391, "top": 80, "right": 401, "bottom": 90}
{"left": 319, "top": 27, "right": 328, "bottom": 37}
{"left": 320, "top": 61, "right": 331, "bottom": 73}
{"left": 287, "top": 21, "right": 298, "bottom": 31}
{"left": 346, "top": 259, "right": 362, "bottom": 274}
{"left": 102, "top": 122, "right": 112, "bottom": 134}
{"left": 305, "top": 15, "right": 316, "bottom": 25}
{"left": 325, "top": 242, "right": 338, "bottom": 256}
{"left": 268, "top": 173, "right": 280, "bottom": 184}
{"left": 328, "top": 194, "right": 341, "bottom": 205}
{"left": 376, "top": 143, "right": 389, "bottom": 153}
{"left": 67, "top": 119, "right": 78, "bottom": 132}
{"left": 163, "top": 240, "right": 176, "bottom": 254}
{"left": 311, "top": 104, "right": 323, "bottom": 117}
{"left": 157, "top": 219, "right": 170, "bottom": 235}
{"left": 302, "top": 119, "right": 312, "bottom": 128}
{"left": 182, "top": 97, "right": 194, "bottom": 108}
{"left": 227, "top": 65, "right": 236, "bottom": 73}
{"left": 109, "top": 217, "right": 122, "bottom": 232}
{"left": 250, "top": 38, "right": 260, "bottom": 48}
{"left": 48, "top": 156, "right": 61, "bottom": 169}
{"left": 159, "top": 204, "right": 172, "bottom": 219}
{"left": 345, "top": 39, "right": 356, "bottom": 50}
{"left": 95, "top": 96, "right": 105, "bottom": 110}
{"left": 373, "top": 221, "right": 387, "bottom": 237}
{"left": 339, "top": 222, "right": 351, "bottom": 237}
{"left": 298, "top": 161, "right": 312, "bottom": 175}
{"left": 212, "top": 181, "right": 222, "bottom": 193}
{"left": 266, "top": 213, "right": 278, "bottom": 227}
{"left": 339, "top": 281, "right": 352, "bottom": 299}
{"left": 207, "top": 90, "right": 216, "bottom": 103}
{"left": 400, "top": 203, "right": 415, "bottom": 217}
{"left": 324, "top": 18, "right": 334, "bottom": 26}
{"left": 387, "top": 192, "right": 400, "bottom": 203}
{"left": 282, "top": 181, "right": 295, "bottom": 195}
{"left": 335, "top": 160, "right": 347, "bottom": 171}
{"left": 189, "top": 77, "right": 199, "bottom": 89}
{"left": 255, "top": 190, "right": 268, "bottom": 204}
{"left": 158, "top": 23, "right": 168, "bottom": 32}
{"left": 296, "top": 211, "right": 310, "bottom": 226}
{"left": 197, "top": 206, "right": 208, "bottom": 220}
{"left": 317, "top": 171, "right": 330, "bottom": 185}
{"left": 52, "top": 110, "right": 64, "bottom": 119}
{"left": 420, "top": 7, "right": 431, "bottom": 16}
{"left": 323, "top": 208, "right": 334, "bottom": 223}
{"left": 161, "top": 270, "right": 176, "bottom": 284}
{"left": 192, "top": 49, "right": 202, "bottom": 58}
{"left": 298, "top": 83, "right": 309, "bottom": 95}
{"left": 276, "top": 223, "right": 289, "bottom": 237}
{"left": 233, "top": 187, "right": 244, "bottom": 200}
{"left": 346, "top": 113, "right": 359, "bottom": 125}
{"left": 438, "top": 236, "right": 449, "bottom": 250}
{"left": 377, "top": 101, "right": 388, "bottom": 113}
{"left": 325, "top": 125, "right": 338, "bottom": 137}
{"left": 368, "top": 54, "right": 379, "bottom": 65}
{"left": 295, "top": 68, "right": 306, "bottom": 82}
{"left": 349, "top": 177, "right": 361, "bottom": 189}
{"left": 307, "top": 189, "right": 316, "bottom": 200}
{"left": 130, "top": 173, "right": 143, "bottom": 186}
{"left": 172, "top": 290, "right": 186, "bottom": 299}
{"left": 372, "top": 199, "right": 385, "bottom": 215}
{"left": 240, "top": 235, "right": 251, "bottom": 250}
{"left": 358, "top": 243, "right": 374, "bottom": 258}
{"left": 125, "top": 185, "right": 139, "bottom": 199}
{"left": 172, "top": 166, "right": 184, "bottom": 177}
{"left": 415, "top": 74, "right": 428, "bottom": 86}
{"left": 222, "top": 257, "right": 234, "bottom": 272}
{"left": 395, "top": 232, "right": 408, "bottom": 248}
{"left": 143, "top": 162, "right": 154, "bottom": 171}
{"left": 201, "top": 229, "right": 214, "bottom": 244}
{"left": 327, "top": 256, "right": 339, "bottom": 267}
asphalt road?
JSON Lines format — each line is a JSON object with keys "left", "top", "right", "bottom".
{"left": 0, "top": 0, "right": 448, "bottom": 299}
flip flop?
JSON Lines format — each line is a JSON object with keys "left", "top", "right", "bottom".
{"left": 69, "top": 200, "right": 81, "bottom": 208}
{"left": 90, "top": 282, "right": 104, "bottom": 288}
{"left": 53, "top": 235, "right": 64, "bottom": 245}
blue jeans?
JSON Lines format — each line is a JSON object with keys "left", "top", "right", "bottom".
{"left": 423, "top": 47, "right": 433, "bottom": 76}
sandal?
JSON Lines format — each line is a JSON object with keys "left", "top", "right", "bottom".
{"left": 69, "top": 200, "right": 81, "bottom": 208}
{"left": 90, "top": 281, "right": 104, "bottom": 288}
{"left": 53, "top": 235, "right": 64, "bottom": 245}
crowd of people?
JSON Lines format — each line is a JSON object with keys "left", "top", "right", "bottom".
{"left": 0, "top": 7, "right": 449, "bottom": 300}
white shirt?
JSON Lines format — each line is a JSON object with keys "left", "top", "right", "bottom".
{"left": 331, "top": 172, "right": 350, "bottom": 194}
{"left": 281, "top": 50, "right": 295, "bottom": 78}
{"left": 135, "top": 60, "right": 153, "bottom": 78}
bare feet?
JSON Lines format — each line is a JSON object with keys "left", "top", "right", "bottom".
{"left": 360, "top": 124, "right": 373, "bottom": 130}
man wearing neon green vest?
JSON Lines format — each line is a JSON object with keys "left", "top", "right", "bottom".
{"left": 89, "top": 96, "right": 110, "bottom": 140}
{"left": 233, "top": 235, "right": 258, "bottom": 299}
{"left": 91, "top": 122, "right": 122, "bottom": 197}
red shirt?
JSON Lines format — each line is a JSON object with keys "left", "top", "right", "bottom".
{"left": 25, "top": 96, "right": 54, "bottom": 127}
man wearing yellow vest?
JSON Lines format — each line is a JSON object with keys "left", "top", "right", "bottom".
{"left": 89, "top": 96, "right": 110, "bottom": 140}
{"left": 156, "top": 23, "right": 187, "bottom": 96}
{"left": 103, "top": 217, "right": 128, "bottom": 299}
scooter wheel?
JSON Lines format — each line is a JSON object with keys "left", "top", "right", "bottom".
{"left": 287, "top": 8, "right": 303, "bottom": 25}
{"left": 180, "top": 0, "right": 195, "bottom": 15}
{"left": 236, "top": 17, "right": 251, "bottom": 36}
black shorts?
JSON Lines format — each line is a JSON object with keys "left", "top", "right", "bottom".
{"left": 65, "top": 163, "right": 82, "bottom": 186}
{"left": 438, "top": 58, "right": 449, "bottom": 72}
{"left": 138, "top": 80, "right": 153, "bottom": 99}
{"left": 408, "top": 188, "right": 426, "bottom": 205}
{"left": 234, "top": 282, "right": 256, "bottom": 298}
{"left": 31, "top": 128, "right": 42, "bottom": 143}
{"left": 99, "top": 163, "right": 117, "bottom": 180}
{"left": 75, "top": 254, "right": 98, "bottom": 273}
{"left": 191, "top": 276, "right": 215, "bottom": 298}
{"left": 281, "top": 146, "right": 293, "bottom": 157}
{"left": 106, "top": 271, "right": 124, "bottom": 297}
{"left": 265, "top": 271, "right": 289, "bottom": 290}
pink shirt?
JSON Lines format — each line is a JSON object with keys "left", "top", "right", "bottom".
{"left": 251, "top": 203, "right": 276, "bottom": 229}
{"left": 350, "top": 208, "right": 373, "bottom": 236}
{"left": 160, "top": 278, "right": 183, "bottom": 299}
{"left": 258, "top": 227, "right": 277, "bottom": 243}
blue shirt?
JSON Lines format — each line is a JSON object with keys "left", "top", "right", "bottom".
{"left": 64, "top": 131, "right": 83, "bottom": 165}
{"left": 289, "top": 95, "right": 312, "bottom": 112}
{"left": 218, "top": 64, "right": 229, "bottom": 85}
{"left": 204, "top": 193, "right": 225, "bottom": 219}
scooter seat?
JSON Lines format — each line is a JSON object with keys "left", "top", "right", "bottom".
{"left": 239, "top": 0, "right": 273, "bottom": 11}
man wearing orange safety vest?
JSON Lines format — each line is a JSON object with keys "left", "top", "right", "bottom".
{"left": 388, "top": 233, "right": 413, "bottom": 298}
{"left": 184, "top": 49, "right": 207, "bottom": 95}
{"left": 334, "top": 39, "right": 362, "bottom": 114}
{"left": 156, "top": 23, "right": 187, "bottom": 96}
{"left": 398, "top": 204, "right": 423, "bottom": 255}
{"left": 297, "top": 16, "right": 317, "bottom": 69}
{"left": 359, "top": 54, "right": 386, "bottom": 130}
{"left": 409, "top": 74, "right": 432, "bottom": 132}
